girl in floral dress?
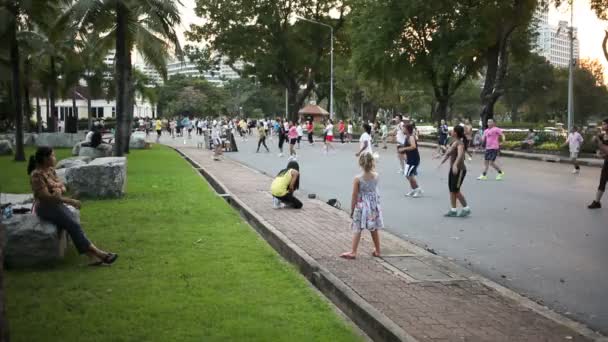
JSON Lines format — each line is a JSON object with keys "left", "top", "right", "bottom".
{"left": 341, "top": 153, "right": 383, "bottom": 259}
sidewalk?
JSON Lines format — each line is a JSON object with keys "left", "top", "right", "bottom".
{"left": 417, "top": 142, "right": 604, "bottom": 168}
{"left": 173, "top": 144, "right": 604, "bottom": 342}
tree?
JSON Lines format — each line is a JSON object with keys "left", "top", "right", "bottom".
{"left": 66, "top": 0, "right": 181, "bottom": 156}
{"left": 476, "top": 0, "right": 537, "bottom": 127}
{"left": 350, "top": 0, "right": 485, "bottom": 122}
{"left": 188, "top": 0, "right": 348, "bottom": 121}
{"left": 503, "top": 53, "right": 555, "bottom": 122}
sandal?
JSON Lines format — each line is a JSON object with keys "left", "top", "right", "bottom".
{"left": 340, "top": 252, "right": 356, "bottom": 260}
{"left": 102, "top": 253, "right": 119, "bottom": 265}
{"left": 372, "top": 251, "right": 381, "bottom": 258}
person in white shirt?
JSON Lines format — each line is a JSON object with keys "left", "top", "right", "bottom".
{"left": 356, "top": 123, "right": 373, "bottom": 157}
{"left": 394, "top": 115, "right": 407, "bottom": 173}
{"left": 296, "top": 122, "right": 304, "bottom": 149}
{"left": 564, "top": 126, "right": 584, "bottom": 174}
{"left": 324, "top": 120, "right": 335, "bottom": 154}
{"left": 211, "top": 124, "right": 223, "bottom": 160}
{"left": 347, "top": 120, "right": 354, "bottom": 143}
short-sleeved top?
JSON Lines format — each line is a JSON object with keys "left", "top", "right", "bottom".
{"left": 325, "top": 124, "right": 334, "bottom": 136}
{"left": 567, "top": 132, "right": 583, "bottom": 153}
{"left": 347, "top": 124, "right": 353, "bottom": 134}
{"left": 296, "top": 125, "right": 303, "bottom": 136}
{"left": 30, "top": 168, "right": 63, "bottom": 202}
{"left": 396, "top": 123, "right": 406, "bottom": 144}
{"left": 339, "top": 122, "right": 345, "bottom": 133}
{"left": 258, "top": 126, "right": 266, "bottom": 137}
{"left": 271, "top": 170, "right": 293, "bottom": 197}
{"left": 288, "top": 126, "right": 298, "bottom": 139}
{"left": 155, "top": 120, "right": 162, "bottom": 130}
{"left": 359, "top": 132, "right": 373, "bottom": 154}
{"left": 484, "top": 127, "right": 503, "bottom": 150}
{"left": 439, "top": 124, "right": 449, "bottom": 137}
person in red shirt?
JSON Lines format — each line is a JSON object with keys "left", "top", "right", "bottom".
{"left": 307, "top": 120, "right": 314, "bottom": 145}
{"left": 338, "top": 120, "right": 346, "bottom": 144}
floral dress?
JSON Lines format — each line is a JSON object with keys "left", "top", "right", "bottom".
{"left": 351, "top": 174, "right": 384, "bottom": 232}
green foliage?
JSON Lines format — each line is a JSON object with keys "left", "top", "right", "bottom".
{"left": 3, "top": 146, "right": 361, "bottom": 341}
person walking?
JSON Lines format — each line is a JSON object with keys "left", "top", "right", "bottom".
{"left": 340, "top": 153, "right": 383, "bottom": 259}
{"left": 381, "top": 121, "right": 388, "bottom": 149}
{"left": 339, "top": 120, "right": 346, "bottom": 143}
{"left": 436, "top": 119, "right": 449, "bottom": 157}
{"left": 307, "top": 120, "right": 314, "bottom": 145}
{"left": 463, "top": 118, "right": 474, "bottom": 160}
{"left": 477, "top": 119, "right": 505, "bottom": 180}
{"left": 28, "top": 147, "right": 118, "bottom": 266}
{"left": 296, "top": 121, "right": 304, "bottom": 149}
{"left": 399, "top": 123, "right": 423, "bottom": 198}
{"left": 155, "top": 118, "right": 162, "bottom": 143}
{"left": 440, "top": 125, "right": 471, "bottom": 217}
{"left": 324, "top": 119, "right": 335, "bottom": 154}
{"left": 212, "top": 123, "right": 224, "bottom": 160}
{"left": 588, "top": 118, "right": 608, "bottom": 209}
{"left": 256, "top": 122, "right": 270, "bottom": 153}
{"left": 355, "top": 123, "right": 373, "bottom": 157}
{"left": 288, "top": 121, "right": 298, "bottom": 157}
{"left": 394, "top": 115, "right": 407, "bottom": 173}
{"left": 564, "top": 126, "right": 584, "bottom": 174}
{"left": 347, "top": 120, "right": 354, "bottom": 143}
{"left": 170, "top": 119, "right": 176, "bottom": 139}
{"left": 277, "top": 119, "right": 286, "bottom": 157}
{"left": 271, "top": 160, "right": 302, "bottom": 209}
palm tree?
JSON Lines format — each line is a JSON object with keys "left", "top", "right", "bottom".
{"left": 65, "top": 0, "right": 181, "bottom": 156}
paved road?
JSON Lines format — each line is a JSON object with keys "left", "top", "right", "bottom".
{"left": 162, "top": 133, "right": 608, "bottom": 334}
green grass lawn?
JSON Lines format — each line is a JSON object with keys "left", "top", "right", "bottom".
{"left": 0, "top": 147, "right": 72, "bottom": 194}
{"left": 2, "top": 145, "right": 361, "bottom": 342}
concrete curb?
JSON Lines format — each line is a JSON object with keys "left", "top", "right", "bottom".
{"left": 173, "top": 148, "right": 417, "bottom": 342}
{"left": 417, "top": 142, "right": 604, "bottom": 168}
{"left": 171, "top": 146, "right": 607, "bottom": 342}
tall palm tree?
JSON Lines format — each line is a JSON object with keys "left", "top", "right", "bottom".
{"left": 0, "top": 0, "right": 58, "bottom": 161}
{"left": 65, "top": 0, "right": 181, "bottom": 156}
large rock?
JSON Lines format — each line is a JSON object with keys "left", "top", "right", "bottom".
{"left": 56, "top": 156, "right": 92, "bottom": 169}
{"left": 2, "top": 206, "right": 80, "bottom": 267}
{"left": 78, "top": 143, "right": 112, "bottom": 159}
{"left": 0, "top": 133, "right": 36, "bottom": 146}
{"left": 0, "top": 140, "right": 12, "bottom": 155}
{"left": 129, "top": 132, "right": 149, "bottom": 149}
{"left": 0, "top": 193, "right": 33, "bottom": 206}
{"left": 55, "top": 168, "right": 67, "bottom": 184}
{"left": 36, "top": 132, "right": 85, "bottom": 148}
{"left": 72, "top": 141, "right": 85, "bottom": 156}
{"left": 65, "top": 157, "right": 127, "bottom": 198}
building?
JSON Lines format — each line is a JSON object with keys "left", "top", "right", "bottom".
{"left": 532, "top": 7, "right": 579, "bottom": 68}
{"left": 136, "top": 56, "right": 243, "bottom": 86}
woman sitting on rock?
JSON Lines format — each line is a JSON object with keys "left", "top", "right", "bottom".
{"left": 28, "top": 146, "right": 118, "bottom": 266}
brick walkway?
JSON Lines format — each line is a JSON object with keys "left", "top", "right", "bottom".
{"left": 176, "top": 145, "right": 599, "bottom": 342}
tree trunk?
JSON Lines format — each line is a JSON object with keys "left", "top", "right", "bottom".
{"left": 433, "top": 97, "right": 449, "bottom": 122}
{"left": 114, "top": 3, "right": 128, "bottom": 156}
{"left": 71, "top": 94, "right": 78, "bottom": 133}
{"left": 36, "top": 96, "right": 42, "bottom": 133}
{"left": 124, "top": 50, "right": 134, "bottom": 153}
{"left": 45, "top": 94, "right": 49, "bottom": 131}
{"left": 49, "top": 56, "right": 57, "bottom": 132}
{"left": 23, "top": 58, "right": 32, "bottom": 133}
{"left": 10, "top": 4, "right": 25, "bottom": 162}
{"left": 87, "top": 97, "right": 92, "bottom": 131}
{"left": 510, "top": 104, "right": 520, "bottom": 123}
{"left": 603, "top": 30, "right": 608, "bottom": 63}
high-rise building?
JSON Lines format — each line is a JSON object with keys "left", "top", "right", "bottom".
{"left": 532, "top": 7, "right": 579, "bottom": 68}
{"left": 135, "top": 56, "right": 243, "bottom": 86}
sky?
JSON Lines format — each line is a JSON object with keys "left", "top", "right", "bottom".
{"left": 175, "top": 0, "right": 608, "bottom": 70}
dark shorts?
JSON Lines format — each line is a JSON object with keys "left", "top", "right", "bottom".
{"left": 599, "top": 159, "right": 608, "bottom": 192}
{"left": 405, "top": 164, "right": 418, "bottom": 177}
{"left": 156, "top": 130, "right": 161, "bottom": 136}
{"left": 449, "top": 168, "right": 467, "bottom": 193}
{"left": 485, "top": 149, "right": 499, "bottom": 161}
{"left": 439, "top": 135, "right": 448, "bottom": 146}
{"left": 289, "top": 138, "right": 297, "bottom": 145}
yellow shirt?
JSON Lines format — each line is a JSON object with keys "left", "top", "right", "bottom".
{"left": 271, "top": 170, "right": 293, "bottom": 197}
{"left": 155, "top": 120, "right": 162, "bottom": 130}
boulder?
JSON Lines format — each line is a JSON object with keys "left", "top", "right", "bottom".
{"left": 78, "top": 143, "right": 112, "bottom": 159}
{"left": 2, "top": 206, "right": 80, "bottom": 267}
{"left": 0, "top": 140, "right": 12, "bottom": 155}
{"left": 55, "top": 156, "right": 92, "bottom": 169}
{"left": 72, "top": 141, "right": 86, "bottom": 156}
{"left": 65, "top": 157, "right": 127, "bottom": 198}
{"left": 0, "top": 193, "right": 33, "bottom": 206}
{"left": 129, "top": 132, "right": 149, "bottom": 149}
{"left": 36, "top": 132, "right": 85, "bottom": 148}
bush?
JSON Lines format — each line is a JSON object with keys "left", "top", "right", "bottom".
{"left": 536, "top": 142, "right": 562, "bottom": 151}
{"left": 501, "top": 141, "right": 520, "bottom": 149}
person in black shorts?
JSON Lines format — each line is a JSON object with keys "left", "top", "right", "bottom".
{"left": 440, "top": 125, "right": 470, "bottom": 217}
{"left": 398, "top": 123, "right": 423, "bottom": 198}
{"left": 588, "top": 118, "right": 608, "bottom": 209}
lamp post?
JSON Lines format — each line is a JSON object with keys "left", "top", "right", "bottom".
{"left": 567, "top": 1, "right": 575, "bottom": 131}
{"left": 295, "top": 16, "right": 334, "bottom": 120}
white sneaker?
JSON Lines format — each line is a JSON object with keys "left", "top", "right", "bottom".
{"left": 572, "top": 169, "right": 580, "bottom": 174}
{"left": 405, "top": 189, "right": 416, "bottom": 197}
{"left": 412, "top": 188, "right": 424, "bottom": 198}
{"left": 272, "top": 197, "right": 280, "bottom": 208}
{"left": 278, "top": 153, "right": 283, "bottom": 157}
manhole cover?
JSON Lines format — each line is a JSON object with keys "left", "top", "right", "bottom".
{"left": 382, "top": 256, "right": 459, "bottom": 282}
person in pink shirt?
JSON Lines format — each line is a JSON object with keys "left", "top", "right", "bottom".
{"left": 288, "top": 121, "right": 298, "bottom": 157}
{"left": 477, "top": 119, "right": 505, "bottom": 181}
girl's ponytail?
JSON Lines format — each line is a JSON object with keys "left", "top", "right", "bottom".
{"left": 27, "top": 155, "right": 37, "bottom": 175}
